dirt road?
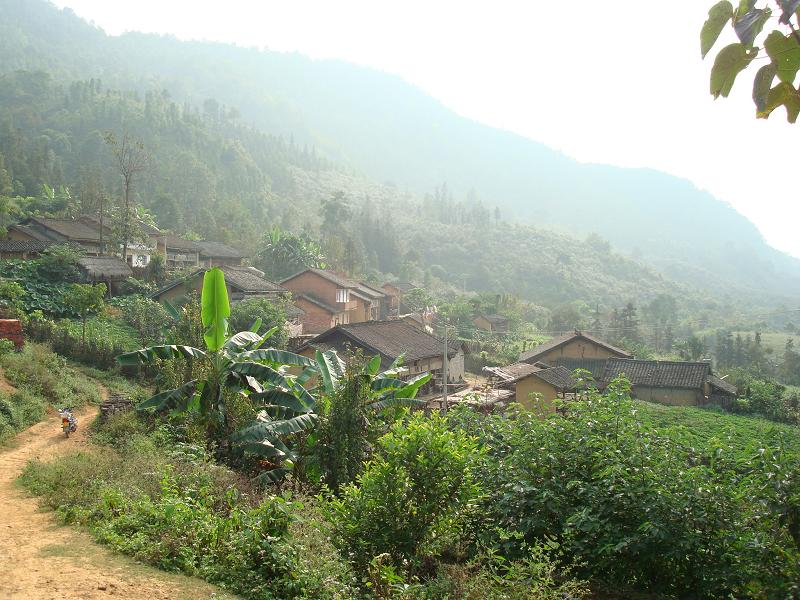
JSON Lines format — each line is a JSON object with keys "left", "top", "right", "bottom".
{"left": 0, "top": 401, "right": 236, "bottom": 599}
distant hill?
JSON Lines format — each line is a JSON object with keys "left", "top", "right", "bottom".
{"left": 0, "top": 0, "right": 797, "bottom": 310}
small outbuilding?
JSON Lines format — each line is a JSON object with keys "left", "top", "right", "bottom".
{"left": 77, "top": 256, "right": 133, "bottom": 296}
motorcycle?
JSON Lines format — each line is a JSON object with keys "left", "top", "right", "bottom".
{"left": 59, "top": 408, "right": 77, "bottom": 438}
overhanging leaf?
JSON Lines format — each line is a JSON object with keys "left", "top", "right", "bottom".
{"left": 701, "top": 1, "right": 734, "bottom": 58}
{"left": 241, "top": 348, "right": 316, "bottom": 368}
{"left": 315, "top": 349, "right": 344, "bottom": 392}
{"left": 137, "top": 379, "right": 198, "bottom": 412}
{"left": 753, "top": 62, "right": 778, "bottom": 111}
{"left": 367, "top": 354, "right": 382, "bottom": 376}
{"left": 201, "top": 267, "right": 230, "bottom": 352}
{"left": 757, "top": 81, "right": 800, "bottom": 121}
{"left": 250, "top": 388, "right": 315, "bottom": 413}
{"left": 231, "top": 411, "right": 318, "bottom": 441}
{"left": 733, "top": 8, "right": 771, "bottom": 47}
{"left": 710, "top": 43, "right": 756, "bottom": 98}
{"left": 117, "top": 344, "right": 206, "bottom": 365}
{"left": 764, "top": 30, "right": 800, "bottom": 83}
{"left": 779, "top": 0, "right": 800, "bottom": 24}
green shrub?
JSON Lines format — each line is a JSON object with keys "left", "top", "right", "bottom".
{"left": 0, "top": 339, "right": 16, "bottom": 356}
{"left": 0, "top": 343, "right": 101, "bottom": 407}
{"left": 21, "top": 442, "right": 308, "bottom": 599}
{"left": 109, "top": 295, "right": 170, "bottom": 345}
{"left": 327, "top": 413, "right": 484, "bottom": 575}
{"left": 0, "top": 389, "right": 47, "bottom": 443}
{"left": 229, "top": 297, "right": 289, "bottom": 348}
{"left": 452, "top": 379, "right": 800, "bottom": 598}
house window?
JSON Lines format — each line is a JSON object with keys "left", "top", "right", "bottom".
{"left": 336, "top": 288, "right": 349, "bottom": 303}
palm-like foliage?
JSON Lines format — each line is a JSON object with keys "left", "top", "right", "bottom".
{"left": 119, "top": 268, "right": 433, "bottom": 483}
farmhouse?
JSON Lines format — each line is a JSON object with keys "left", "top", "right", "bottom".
{"left": 473, "top": 313, "right": 509, "bottom": 333}
{"left": 601, "top": 358, "right": 721, "bottom": 406}
{"left": 0, "top": 240, "right": 55, "bottom": 259}
{"left": 485, "top": 361, "right": 574, "bottom": 411}
{"left": 194, "top": 240, "right": 246, "bottom": 268}
{"left": 151, "top": 265, "right": 287, "bottom": 304}
{"left": 299, "top": 319, "right": 465, "bottom": 391}
{"left": 520, "top": 330, "right": 631, "bottom": 364}
{"left": 9, "top": 217, "right": 106, "bottom": 256}
{"left": 281, "top": 269, "right": 385, "bottom": 334}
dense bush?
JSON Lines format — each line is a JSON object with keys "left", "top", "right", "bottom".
{"left": 0, "top": 343, "right": 101, "bottom": 442}
{"left": 109, "top": 295, "right": 170, "bottom": 345}
{"left": 228, "top": 297, "right": 290, "bottom": 348}
{"left": 327, "top": 413, "right": 483, "bottom": 575}
{"left": 0, "top": 259, "right": 75, "bottom": 316}
{"left": 21, "top": 425, "right": 308, "bottom": 600}
{"left": 450, "top": 379, "right": 800, "bottom": 598}
{"left": 26, "top": 316, "right": 137, "bottom": 369}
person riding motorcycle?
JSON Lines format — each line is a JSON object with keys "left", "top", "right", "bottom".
{"left": 59, "top": 407, "right": 77, "bottom": 438}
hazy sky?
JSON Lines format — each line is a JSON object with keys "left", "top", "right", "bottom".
{"left": 54, "top": 0, "right": 799, "bottom": 256}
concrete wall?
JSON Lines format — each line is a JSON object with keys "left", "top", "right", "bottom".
{"left": 515, "top": 376, "right": 560, "bottom": 412}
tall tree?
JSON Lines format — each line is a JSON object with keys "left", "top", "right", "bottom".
{"left": 104, "top": 132, "right": 148, "bottom": 261}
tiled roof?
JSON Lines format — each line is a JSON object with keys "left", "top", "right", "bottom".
{"left": 0, "top": 240, "right": 54, "bottom": 252}
{"left": 7, "top": 224, "right": 54, "bottom": 242}
{"left": 602, "top": 358, "right": 710, "bottom": 390}
{"left": 158, "top": 234, "right": 199, "bottom": 251}
{"left": 220, "top": 265, "right": 284, "bottom": 293}
{"left": 532, "top": 366, "right": 575, "bottom": 390}
{"left": 195, "top": 240, "right": 245, "bottom": 259}
{"left": 549, "top": 357, "right": 609, "bottom": 380}
{"left": 282, "top": 268, "right": 359, "bottom": 288}
{"left": 485, "top": 361, "right": 541, "bottom": 383}
{"left": 482, "top": 314, "right": 508, "bottom": 324}
{"left": 25, "top": 217, "right": 102, "bottom": 241}
{"left": 520, "top": 331, "right": 631, "bottom": 363}
{"left": 358, "top": 281, "right": 388, "bottom": 298}
{"left": 312, "top": 320, "right": 458, "bottom": 362}
{"left": 708, "top": 374, "right": 737, "bottom": 396}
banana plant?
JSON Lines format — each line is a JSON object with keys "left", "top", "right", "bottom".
{"left": 118, "top": 268, "right": 318, "bottom": 456}
{"left": 232, "top": 349, "right": 432, "bottom": 482}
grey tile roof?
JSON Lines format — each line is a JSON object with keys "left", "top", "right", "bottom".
{"left": 312, "top": 320, "right": 458, "bottom": 362}
{"left": 282, "top": 268, "right": 359, "bottom": 288}
{"left": 549, "top": 357, "right": 609, "bottom": 380}
{"left": 195, "top": 240, "right": 245, "bottom": 259}
{"left": 220, "top": 265, "right": 285, "bottom": 293}
{"left": 708, "top": 374, "right": 737, "bottom": 396}
{"left": 602, "top": 358, "right": 710, "bottom": 390}
{"left": 532, "top": 366, "right": 575, "bottom": 390}
{"left": 0, "top": 240, "right": 54, "bottom": 252}
{"left": 25, "top": 217, "right": 102, "bottom": 241}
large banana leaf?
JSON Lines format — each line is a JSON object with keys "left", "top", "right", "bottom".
{"left": 232, "top": 411, "right": 317, "bottom": 441}
{"left": 138, "top": 379, "right": 199, "bottom": 411}
{"left": 255, "top": 467, "right": 292, "bottom": 484}
{"left": 250, "top": 388, "right": 315, "bottom": 413}
{"left": 243, "top": 437, "right": 293, "bottom": 459}
{"left": 315, "top": 349, "right": 345, "bottom": 392}
{"left": 241, "top": 348, "right": 315, "bottom": 367}
{"left": 117, "top": 344, "right": 206, "bottom": 365}
{"left": 201, "top": 268, "right": 230, "bottom": 352}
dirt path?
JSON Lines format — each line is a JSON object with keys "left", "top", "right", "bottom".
{"left": 0, "top": 390, "right": 237, "bottom": 599}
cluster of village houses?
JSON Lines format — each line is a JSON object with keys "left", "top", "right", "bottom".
{"left": 0, "top": 216, "right": 738, "bottom": 410}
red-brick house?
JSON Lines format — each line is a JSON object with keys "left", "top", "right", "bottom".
{"left": 281, "top": 269, "right": 382, "bottom": 334}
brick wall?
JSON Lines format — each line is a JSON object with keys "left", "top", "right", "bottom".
{"left": 282, "top": 271, "right": 339, "bottom": 305}
{"left": 0, "top": 319, "right": 24, "bottom": 349}
{"left": 295, "top": 297, "right": 335, "bottom": 334}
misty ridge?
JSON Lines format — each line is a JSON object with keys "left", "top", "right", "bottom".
{"left": 0, "top": 0, "right": 798, "bottom": 322}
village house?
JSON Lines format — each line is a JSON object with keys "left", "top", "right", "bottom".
{"left": 280, "top": 269, "right": 384, "bottom": 334}
{"left": 154, "top": 234, "right": 200, "bottom": 269}
{"left": 0, "top": 240, "right": 55, "bottom": 260}
{"left": 473, "top": 313, "right": 509, "bottom": 333}
{"left": 9, "top": 217, "right": 106, "bottom": 256}
{"left": 194, "top": 241, "right": 246, "bottom": 268}
{"left": 298, "top": 319, "right": 465, "bottom": 392}
{"left": 519, "top": 330, "right": 632, "bottom": 364}
{"left": 151, "top": 265, "right": 287, "bottom": 305}
{"left": 485, "top": 361, "right": 575, "bottom": 410}
{"left": 382, "top": 281, "right": 417, "bottom": 316}
{"left": 600, "top": 358, "right": 736, "bottom": 406}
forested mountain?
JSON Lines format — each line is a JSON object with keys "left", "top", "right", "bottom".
{"left": 0, "top": 0, "right": 796, "bottom": 314}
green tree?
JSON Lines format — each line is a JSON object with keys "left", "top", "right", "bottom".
{"left": 229, "top": 296, "right": 290, "bottom": 348}
{"left": 64, "top": 283, "right": 106, "bottom": 345}
{"left": 104, "top": 132, "right": 149, "bottom": 261}
{"left": 702, "top": 0, "right": 800, "bottom": 122}
{"left": 255, "top": 226, "right": 325, "bottom": 281}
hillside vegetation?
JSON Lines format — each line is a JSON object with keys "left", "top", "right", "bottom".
{"left": 1, "top": 0, "right": 799, "bottom": 305}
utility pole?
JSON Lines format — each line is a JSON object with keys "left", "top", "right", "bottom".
{"left": 442, "top": 323, "right": 449, "bottom": 413}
